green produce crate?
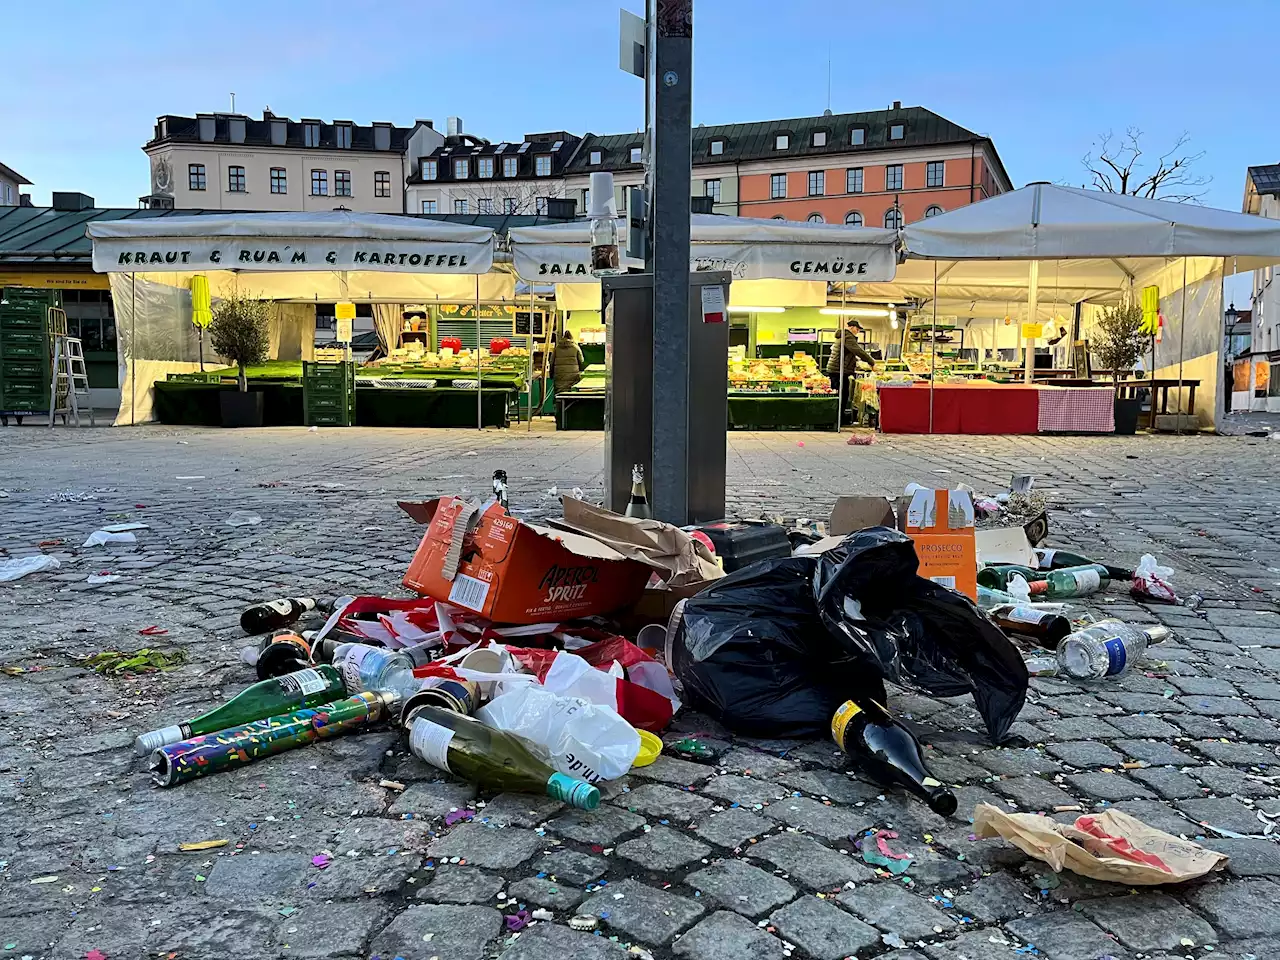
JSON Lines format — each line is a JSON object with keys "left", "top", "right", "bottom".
{"left": 302, "top": 361, "right": 355, "bottom": 427}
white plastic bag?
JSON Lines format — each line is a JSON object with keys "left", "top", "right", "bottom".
{"left": 542, "top": 651, "right": 624, "bottom": 708}
{"left": 477, "top": 684, "right": 640, "bottom": 782}
{"left": 1131, "top": 554, "right": 1178, "bottom": 603}
{"left": 0, "top": 555, "right": 60, "bottom": 582}
{"left": 83, "top": 530, "right": 137, "bottom": 547}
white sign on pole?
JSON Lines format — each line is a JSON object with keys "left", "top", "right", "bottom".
{"left": 336, "top": 317, "right": 353, "bottom": 343}
{"left": 619, "top": 8, "right": 646, "bottom": 78}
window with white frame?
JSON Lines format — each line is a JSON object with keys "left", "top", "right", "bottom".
{"left": 583, "top": 188, "right": 591, "bottom": 211}
{"left": 884, "top": 207, "right": 902, "bottom": 229}
{"left": 535, "top": 196, "right": 549, "bottom": 215}
{"left": 889, "top": 123, "right": 905, "bottom": 140}
{"left": 503, "top": 197, "right": 517, "bottom": 214}
{"left": 270, "top": 168, "right": 287, "bottom": 194}
{"left": 850, "top": 127, "right": 866, "bottom": 145}
{"left": 885, "top": 164, "right": 903, "bottom": 191}
{"left": 775, "top": 134, "right": 789, "bottom": 150}
{"left": 847, "top": 167, "right": 863, "bottom": 194}
{"left": 423, "top": 160, "right": 438, "bottom": 180}
{"left": 374, "top": 170, "right": 390, "bottom": 197}
{"left": 770, "top": 173, "right": 786, "bottom": 199}
{"left": 503, "top": 156, "right": 518, "bottom": 177}
{"left": 924, "top": 204, "right": 944, "bottom": 217}
{"left": 478, "top": 157, "right": 494, "bottom": 179}
{"left": 310, "top": 169, "right": 326, "bottom": 195}
{"left": 454, "top": 199, "right": 469, "bottom": 214}
{"left": 334, "top": 170, "right": 351, "bottom": 196}
{"left": 589, "top": 150, "right": 602, "bottom": 165}
{"left": 845, "top": 211, "right": 863, "bottom": 226}
{"left": 812, "top": 131, "right": 827, "bottom": 147}
{"left": 228, "top": 165, "right": 246, "bottom": 192}
{"left": 710, "top": 139, "right": 724, "bottom": 156}
{"left": 705, "top": 179, "right": 721, "bottom": 202}
{"left": 188, "top": 163, "right": 206, "bottom": 191}
{"left": 926, "top": 161, "right": 944, "bottom": 188}
{"left": 629, "top": 146, "right": 642, "bottom": 163}
{"left": 478, "top": 198, "right": 494, "bottom": 214}
{"left": 535, "top": 155, "right": 552, "bottom": 177}
{"left": 454, "top": 158, "right": 470, "bottom": 179}
{"left": 808, "top": 171, "right": 824, "bottom": 196}
{"left": 421, "top": 199, "right": 437, "bottom": 214}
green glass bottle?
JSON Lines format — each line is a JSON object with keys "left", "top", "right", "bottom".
{"left": 1035, "top": 548, "right": 1133, "bottom": 582}
{"left": 976, "top": 564, "right": 1040, "bottom": 590}
{"left": 1033, "top": 564, "right": 1111, "bottom": 599}
{"left": 133, "top": 665, "right": 346, "bottom": 755}
{"left": 403, "top": 702, "right": 600, "bottom": 810}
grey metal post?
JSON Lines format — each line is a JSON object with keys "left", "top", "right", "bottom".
{"left": 646, "top": 0, "right": 693, "bottom": 523}
{"left": 475, "top": 276, "right": 483, "bottom": 430}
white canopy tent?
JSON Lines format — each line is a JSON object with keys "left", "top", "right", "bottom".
{"left": 869, "top": 184, "right": 1280, "bottom": 429}
{"left": 508, "top": 214, "right": 900, "bottom": 310}
{"left": 87, "top": 211, "right": 514, "bottom": 425}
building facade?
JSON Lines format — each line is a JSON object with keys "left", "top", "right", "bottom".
{"left": 1245, "top": 165, "right": 1280, "bottom": 358}
{"left": 561, "top": 104, "right": 1010, "bottom": 226}
{"left": 141, "top": 112, "right": 442, "bottom": 213}
{"left": 0, "top": 162, "right": 31, "bottom": 206}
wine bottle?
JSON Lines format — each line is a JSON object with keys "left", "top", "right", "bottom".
{"left": 133, "top": 664, "right": 346, "bottom": 755}
{"left": 253, "top": 632, "right": 313, "bottom": 681}
{"left": 988, "top": 604, "right": 1072, "bottom": 648}
{"left": 976, "top": 565, "right": 1040, "bottom": 591}
{"left": 1036, "top": 548, "right": 1132, "bottom": 582}
{"left": 491, "top": 470, "right": 510, "bottom": 511}
{"left": 625, "top": 464, "right": 651, "bottom": 520}
{"left": 240, "top": 597, "right": 317, "bottom": 635}
{"left": 831, "top": 698, "right": 957, "bottom": 817}
{"left": 403, "top": 702, "right": 600, "bottom": 810}
{"left": 150, "top": 691, "right": 395, "bottom": 787}
{"left": 1032, "top": 564, "right": 1111, "bottom": 599}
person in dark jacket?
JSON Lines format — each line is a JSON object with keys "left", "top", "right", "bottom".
{"left": 551, "top": 328, "right": 585, "bottom": 397}
{"left": 826, "top": 320, "right": 875, "bottom": 392}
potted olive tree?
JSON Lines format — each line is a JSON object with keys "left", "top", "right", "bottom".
{"left": 1092, "top": 300, "right": 1148, "bottom": 434}
{"left": 209, "top": 292, "right": 270, "bottom": 428}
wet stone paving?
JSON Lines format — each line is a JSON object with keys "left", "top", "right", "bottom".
{"left": 3, "top": 425, "right": 1280, "bottom": 960}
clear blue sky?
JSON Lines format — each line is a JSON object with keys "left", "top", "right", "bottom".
{"left": 4, "top": 0, "right": 1274, "bottom": 218}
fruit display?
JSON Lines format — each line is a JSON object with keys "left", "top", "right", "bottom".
{"left": 727, "top": 354, "right": 832, "bottom": 394}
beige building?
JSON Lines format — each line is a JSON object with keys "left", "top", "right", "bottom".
{"left": 0, "top": 161, "right": 31, "bottom": 206}
{"left": 141, "top": 112, "right": 442, "bottom": 213}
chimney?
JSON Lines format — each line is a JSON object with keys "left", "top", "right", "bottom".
{"left": 892, "top": 100, "right": 901, "bottom": 109}
{"left": 19, "top": 193, "right": 33, "bottom": 207}
{"left": 447, "top": 116, "right": 462, "bottom": 137}
{"left": 417, "top": 119, "right": 434, "bottom": 129}
{"left": 52, "top": 192, "right": 94, "bottom": 211}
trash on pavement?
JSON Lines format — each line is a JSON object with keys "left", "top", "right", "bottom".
{"left": 150, "top": 691, "right": 396, "bottom": 787}
{"left": 1130, "top": 554, "right": 1179, "bottom": 604}
{"left": 975, "top": 526, "right": 1038, "bottom": 569}
{"left": 834, "top": 699, "right": 957, "bottom": 816}
{"left": 828, "top": 496, "right": 897, "bottom": 536}
{"left": 1055, "top": 619, "right": 1170, "bottom": 680}
{"left": 685, "top": 520, "right": 791, "bottom": 573}
{"left": 82, "top": 530, "right": 137, "bottom": 547}
{"left": 972, "top": 803, "right": 1229, "bottom": 885}
{"left": 87, "top": 573, "right": 121, "bottom": 585}
{"left": 0, "top": 554, "right": 60, "bottom": 582}
{"left": 856, "top": 828, "right": 914, "bottom": 873}
{"left": 82, "top": 647, "right": 184, "bottom": 676}
{"left": 903, "top": 487, "right": 978, "bottom": 600}
{"left": 224, "top": 511, "right": 263, "bottom": 527}
{"left": 240, "top": 597, "right": 319, "bottom": 635}
{"left": 632, "top": 729, "right": 662, "bottom": 767}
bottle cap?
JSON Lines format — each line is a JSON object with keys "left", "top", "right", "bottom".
{"left": 547, "top": 773, "right": 600, "bottom": 810}
{"left": 1143, "top": 624, "right": 1171, "bottom": 644}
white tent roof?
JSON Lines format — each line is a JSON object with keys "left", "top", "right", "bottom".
{"left": 88, "top": 210, "right": 496, "bottom": 275}
{"left": 903, "top": 182, "right": 1280, "bottom": 272}
{"left": 509, "top": 213, "right": 899, "bottom": 283}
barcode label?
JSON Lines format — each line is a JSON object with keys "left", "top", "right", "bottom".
{"left": 448, "top": 573, "right": 491, "bottom": 611}
{"left": 930, "top": 575, "right": 957, "bottom": 589}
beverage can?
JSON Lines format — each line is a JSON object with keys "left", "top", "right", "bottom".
{"left": 412, "top": 678, "right": 481, "bottom": 716}
{"left": 830, "top": 700, "right": 863, "bottom": 751}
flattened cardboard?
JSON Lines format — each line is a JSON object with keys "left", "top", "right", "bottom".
{"left": 402, "top": 497, "right": 652, "bottom": 624}
{"left": 975, "top": 526, "right": 1038, "bottom": 568}
{"left": 828, "top": 496, "right": 898, "bottom": 536}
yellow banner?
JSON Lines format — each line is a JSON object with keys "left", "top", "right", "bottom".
{"left": 0, "top": 270, "right": 109, "bottom": 291}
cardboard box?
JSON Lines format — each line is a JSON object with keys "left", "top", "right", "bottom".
{"left": 905, "top": 487, "right": 978, "bottom": 600}
{"left": 828, "top": 495, "right": 899, "bottom": 536}
{"left": 401, "top": 498, "right": 653, "bottom": 624}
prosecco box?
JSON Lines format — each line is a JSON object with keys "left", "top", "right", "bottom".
{"left": 400, "top": 498, "right": 652, "bottom": 624}
{"left": 904, "top": 487, "right": 978, "bottom": 600}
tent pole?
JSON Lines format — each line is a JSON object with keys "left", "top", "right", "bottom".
{"left": 526, "top": 291, "right": 535, "bottom": 432}
{"left": 475, "top": 275, "right": 483, "bottom": 431}
{"left": 1177, "top": 257, "right": 1187, "bottom": 435}
{"left": 835, "top": 285, "right": 845, "bottom": 432}
{"left": 1023, "top": 260, "right": 1040, "bottom": 384}
{"left": 130, "top": 272, "right": 137, "bottom": 427}
{"left": 929, "top": 262, "right": 937, "bottom": 433}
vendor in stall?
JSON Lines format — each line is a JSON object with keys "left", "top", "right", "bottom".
{"left": 826, "top": 319, "right": 876, "bottom": 392}
{"left": 552, "top": 327, "right": 585, "bottom": 398}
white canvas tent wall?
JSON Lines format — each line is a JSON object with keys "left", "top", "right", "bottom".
{"left": 876, "top": 184, "right": 1280, "bottom": 429}
{"left": 508, "top": 214, "right": 900, "bottom": 310}
{"left": 87, "top": 211, "right": 511, "bottom": 425}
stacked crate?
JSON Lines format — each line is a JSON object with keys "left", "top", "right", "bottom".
{"left": 302, "top": 360, "right": 356, "bottom": 427}
{"left": 0, "top": 288, "right": 59, "bottom": 424}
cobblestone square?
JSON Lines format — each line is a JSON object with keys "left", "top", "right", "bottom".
{"left": 3, "top": 425, "right": 1280, "bottom": 959}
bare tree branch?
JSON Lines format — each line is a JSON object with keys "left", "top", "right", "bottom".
{"left": 1081, "top": 128, "right": 1210, "bottom": 203}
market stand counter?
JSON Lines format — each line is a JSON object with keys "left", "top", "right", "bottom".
{"left": 878, "top": 381, "right": 1115, "bottom": 434}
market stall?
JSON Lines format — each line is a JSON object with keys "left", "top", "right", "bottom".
{"left": 859, "top": 184, "right": 1280, "bottom": 434}
{"left": 509, "top": 214, "right": 899, "bottom": 431}
{"left": 86, "top": 211, "right": 520, "bottom": 427}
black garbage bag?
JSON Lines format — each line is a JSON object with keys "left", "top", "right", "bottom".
{"left": 670, "top": 557, "right": 886, "bottom": 738}
{"left": 813, "top": 527, "right": 1028, "bottom": 744}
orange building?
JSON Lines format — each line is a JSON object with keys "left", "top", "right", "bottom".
{"left": 562, "top": 103, "right": 1011, "bottom": 227}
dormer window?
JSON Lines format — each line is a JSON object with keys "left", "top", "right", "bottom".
{"left": 775, "top": 134, "right": 789, "bottom": 150}
{"left": 812, "top": 131, "right": 827, "bottom": 147}
{"left": 710, "top": 139, "right": 724, "bottom": 156}
{"left": 589, "top": 150, "right": 602, "bottom": 165}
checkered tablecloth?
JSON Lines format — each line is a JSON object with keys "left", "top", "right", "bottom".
{"left": 1037, "top": 386, "right": 1115, "bottom": 432}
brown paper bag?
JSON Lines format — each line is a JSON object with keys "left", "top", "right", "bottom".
{"left": 972, "top": 803, "right": 1229, "bottom": 885}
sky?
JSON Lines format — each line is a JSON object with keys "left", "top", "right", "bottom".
{"left": 4, "top": 0, "right": 1275, "bottom": 222}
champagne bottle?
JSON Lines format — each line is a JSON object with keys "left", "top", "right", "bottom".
{"left": 625, "top": 464, "right": 651, "bottom": 519}
{"left": 403, "top": 702, "right": 600, "bottom": 810}
{"left": 133, "top": 664, "right": 346, "bottom": 755}
{"left": 831, "top": 698, "right": 957, "bottom": 817}
{"left": 988, "top": 604, "right": 1071, "bottom": 648}
{"left": 253, "top": 632, "right": 313, "bottom": 681}
{"left": 240, "top": 597, "right": 318, "bottom": 635}
{"left": 1036, "top": 548, "right": 1132, "bottom": 582}
{"left": 150, "top": 691, "right": 395, "bottom": 787}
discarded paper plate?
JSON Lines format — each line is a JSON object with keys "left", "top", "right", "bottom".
{"left": 631, "top": 729, "right": 662, "bottom": 768}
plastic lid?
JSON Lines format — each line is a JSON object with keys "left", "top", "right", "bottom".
{"left": 631, "top": 729, "right": 663, "bottom": 768}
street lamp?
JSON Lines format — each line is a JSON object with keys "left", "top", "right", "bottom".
{"left": 1225, "top": 302, "right": 1239, "bottom": 326}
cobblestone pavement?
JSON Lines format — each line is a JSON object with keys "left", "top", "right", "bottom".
{"left": 3, "top": 425, "right": 1280, "bottom": 960}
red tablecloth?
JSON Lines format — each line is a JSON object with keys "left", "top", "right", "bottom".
{"left": 878, "top": 383, "right": 1041, "bottom": 434}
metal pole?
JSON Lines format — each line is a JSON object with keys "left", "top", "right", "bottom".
{"left": 647, "top": 0, "right": 693, "bottom": 523}
{"left": 836, "top": 287, "right": 846, "bottom": 432}
{"left": 1177, "top": 257, "right": 1187, "bottom": 435}
{"left": 130, "top": 272, "right": 137, "bottom": 427}
{"left": 475, "top": 275, "right": 483, "bottom": 431}
{"left": 1023, "top": 259, "right": 1039, "bottom": 384}
{"left": 526, "top": 290, "right": 535, "bottom": 431}
{"left": 929, "top": 262, "right": 937, "bottom": 433}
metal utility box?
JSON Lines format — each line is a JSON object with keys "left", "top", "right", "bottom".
{"left": 603, "top": 271, "right": 730, "bottom": 525}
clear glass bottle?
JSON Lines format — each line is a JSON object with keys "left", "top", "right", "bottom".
{"left": 1056, "top": 620, "right": 1171, "bottom": 679}
{"left": 589, "top": 217, "right": 622, "bottom": 277}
